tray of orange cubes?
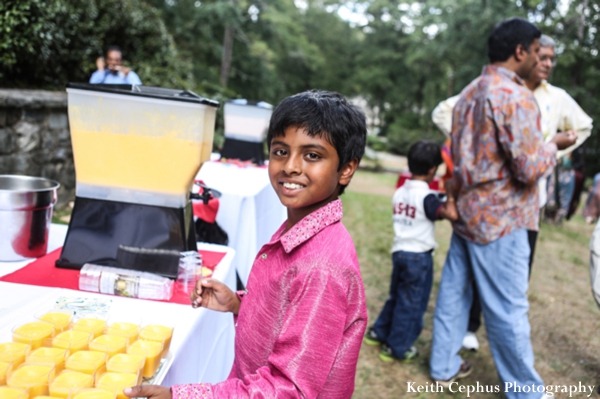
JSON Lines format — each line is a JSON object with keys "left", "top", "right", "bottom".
{"left": 0, "top": 306, "right": 174, "bottom": 399}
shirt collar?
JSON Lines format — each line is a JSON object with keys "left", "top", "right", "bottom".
{"left": 404, "top": 180, "right": 430, "bottom": 189}
{"left": 483, "top": 64, "right": 524, "bottom": 86}
{"left": 276, "top": 198, "right": 343, "bottom": 253}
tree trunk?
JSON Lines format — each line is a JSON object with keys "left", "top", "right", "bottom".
{"left": 220, "top": 25, "right": 234, "bottom": 87}
{"left": 577, "top": 0, "right": 588, "bottom": 42}
{"left": 220, "top": 0, "right": 237, "bottom": 87}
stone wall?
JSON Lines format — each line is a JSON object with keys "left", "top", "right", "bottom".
{"left": 0, "top": 90, "right": 74, "bottom": 208}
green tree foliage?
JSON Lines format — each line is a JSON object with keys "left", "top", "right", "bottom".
{"left": 2, "top": 0, "right": 600, "bottom": 176}
{"left": 352, "top": 0, "right": 599, "bottom": 171}
{"left": 146, "top": 0, "right": 362, "bottom": 103}
{"left": 0, "top": 0, "right": 190, "bottom": 88}
{"left": 144, "top": 0, "right": 240, "bottom": 95}
{"left": 354, "top": 0, "right": 530, "bottom": 154}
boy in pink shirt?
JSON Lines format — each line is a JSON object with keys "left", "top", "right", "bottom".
{"left": 125, "top": 90, "right": 368, "bottom": 399}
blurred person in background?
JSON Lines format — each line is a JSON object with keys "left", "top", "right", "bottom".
{"left": 591, "top": 216, "right": 600, "bottom": 308}
{"left": 583, "top": 172, "right": 600, "bottom": 224}
{"left": 90, "top": 45, "right": 142, "bottom": 85}
{"left": 525, "top": 35, "right": 593, "bottom": 225}
{"left": 429, "top": 18, "right": 575, "bottom": 395}
{"left": 590, "top": 214, "right": 600, "bottom": 395}
{"left": 431, "top": 33, "right": 591, "bottom": 352}
{"left": 363, "top": 140, "right": 458, "bottom": 363}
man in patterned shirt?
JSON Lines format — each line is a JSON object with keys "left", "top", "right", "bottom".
{"left": 429, "top": 18, "right": 576, "bottom": 397}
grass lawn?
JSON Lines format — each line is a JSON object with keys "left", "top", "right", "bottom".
{"left": 344, "top": 170, "right": 600, "bottom": 398}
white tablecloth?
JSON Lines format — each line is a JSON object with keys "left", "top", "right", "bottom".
{"left": 0, "top": 224, "right": 236, "bottom": 386}
{"left": 196, "top": 161, "right": 287, "bottom": 286}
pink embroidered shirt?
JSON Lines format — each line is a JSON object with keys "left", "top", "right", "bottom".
{"left": 172, "top": 198, "right": 367, "bottom": 398}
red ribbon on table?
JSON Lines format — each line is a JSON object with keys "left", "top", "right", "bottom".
{"left": 0, "top": 248, "right": 226, "bottom": 305}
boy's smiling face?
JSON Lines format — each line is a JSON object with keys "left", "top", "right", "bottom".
{"left": 269, "top": 125, "right": 357, "bottom": 228}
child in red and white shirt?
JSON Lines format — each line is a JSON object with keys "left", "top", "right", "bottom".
{"left": 363, "top": 140, "right": 457, "bottom": 362}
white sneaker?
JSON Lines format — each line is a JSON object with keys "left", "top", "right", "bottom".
{"left": 461, "top": 331, "right": 479, "bottom": 351}
{"left": 586, "top": 216, "right": 595, "bottom": 225}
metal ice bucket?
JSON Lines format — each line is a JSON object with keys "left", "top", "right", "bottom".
{"left": 0, "top": 175, "right": 60, "bottom": 261}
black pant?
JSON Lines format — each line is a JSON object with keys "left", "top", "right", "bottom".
{"left": 467, "top": 230, "right": 538, "bottom": 333}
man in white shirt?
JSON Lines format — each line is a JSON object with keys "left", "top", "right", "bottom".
{"left": 431, "top": 34, "right": 592, "bottom": 351}
{"left": 524, "top": 35, "right": 592, "bottom": 223}
{"left": 524, "top": 35, "right": 592, "bottom": 157}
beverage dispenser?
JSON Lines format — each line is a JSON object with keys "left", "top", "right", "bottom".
{"left": 220, "top": 99, "right": 273, "bottom": 164}
{"left": 56, "top": 83, "right": 219, "bottom": 278}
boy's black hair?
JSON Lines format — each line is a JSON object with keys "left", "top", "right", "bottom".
{"left": 267, "top": 90, "right": 367, "bottom": 195}
{"left": 407, "top": 140, "right": 442, "bottom": 176}
{"left": 487, "top": 17, "right": 541, "bottom": 63}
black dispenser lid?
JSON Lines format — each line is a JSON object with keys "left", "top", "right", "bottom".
{"left": 67, "top": 83, "right": 220, "bottom": 108}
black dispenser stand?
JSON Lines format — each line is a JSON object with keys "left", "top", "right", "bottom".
{"left": 56, "top": 197, "right": 196, "bottom": 279}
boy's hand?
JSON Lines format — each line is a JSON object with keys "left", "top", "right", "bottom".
{"left": 124, "top": 385, "right": 171, "bottom": 399}
{"left": 439, "top": 198, "right": 459, "bottom": 222}
{"left": 443, "top": 177, "right": 457, "bottom": 199}
{"left": 191, "top": 278, "right": 240, "bottom": 314}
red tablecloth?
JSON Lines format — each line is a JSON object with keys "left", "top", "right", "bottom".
{"left": 0, "top": 248, "right": 226, "bottom": 305}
